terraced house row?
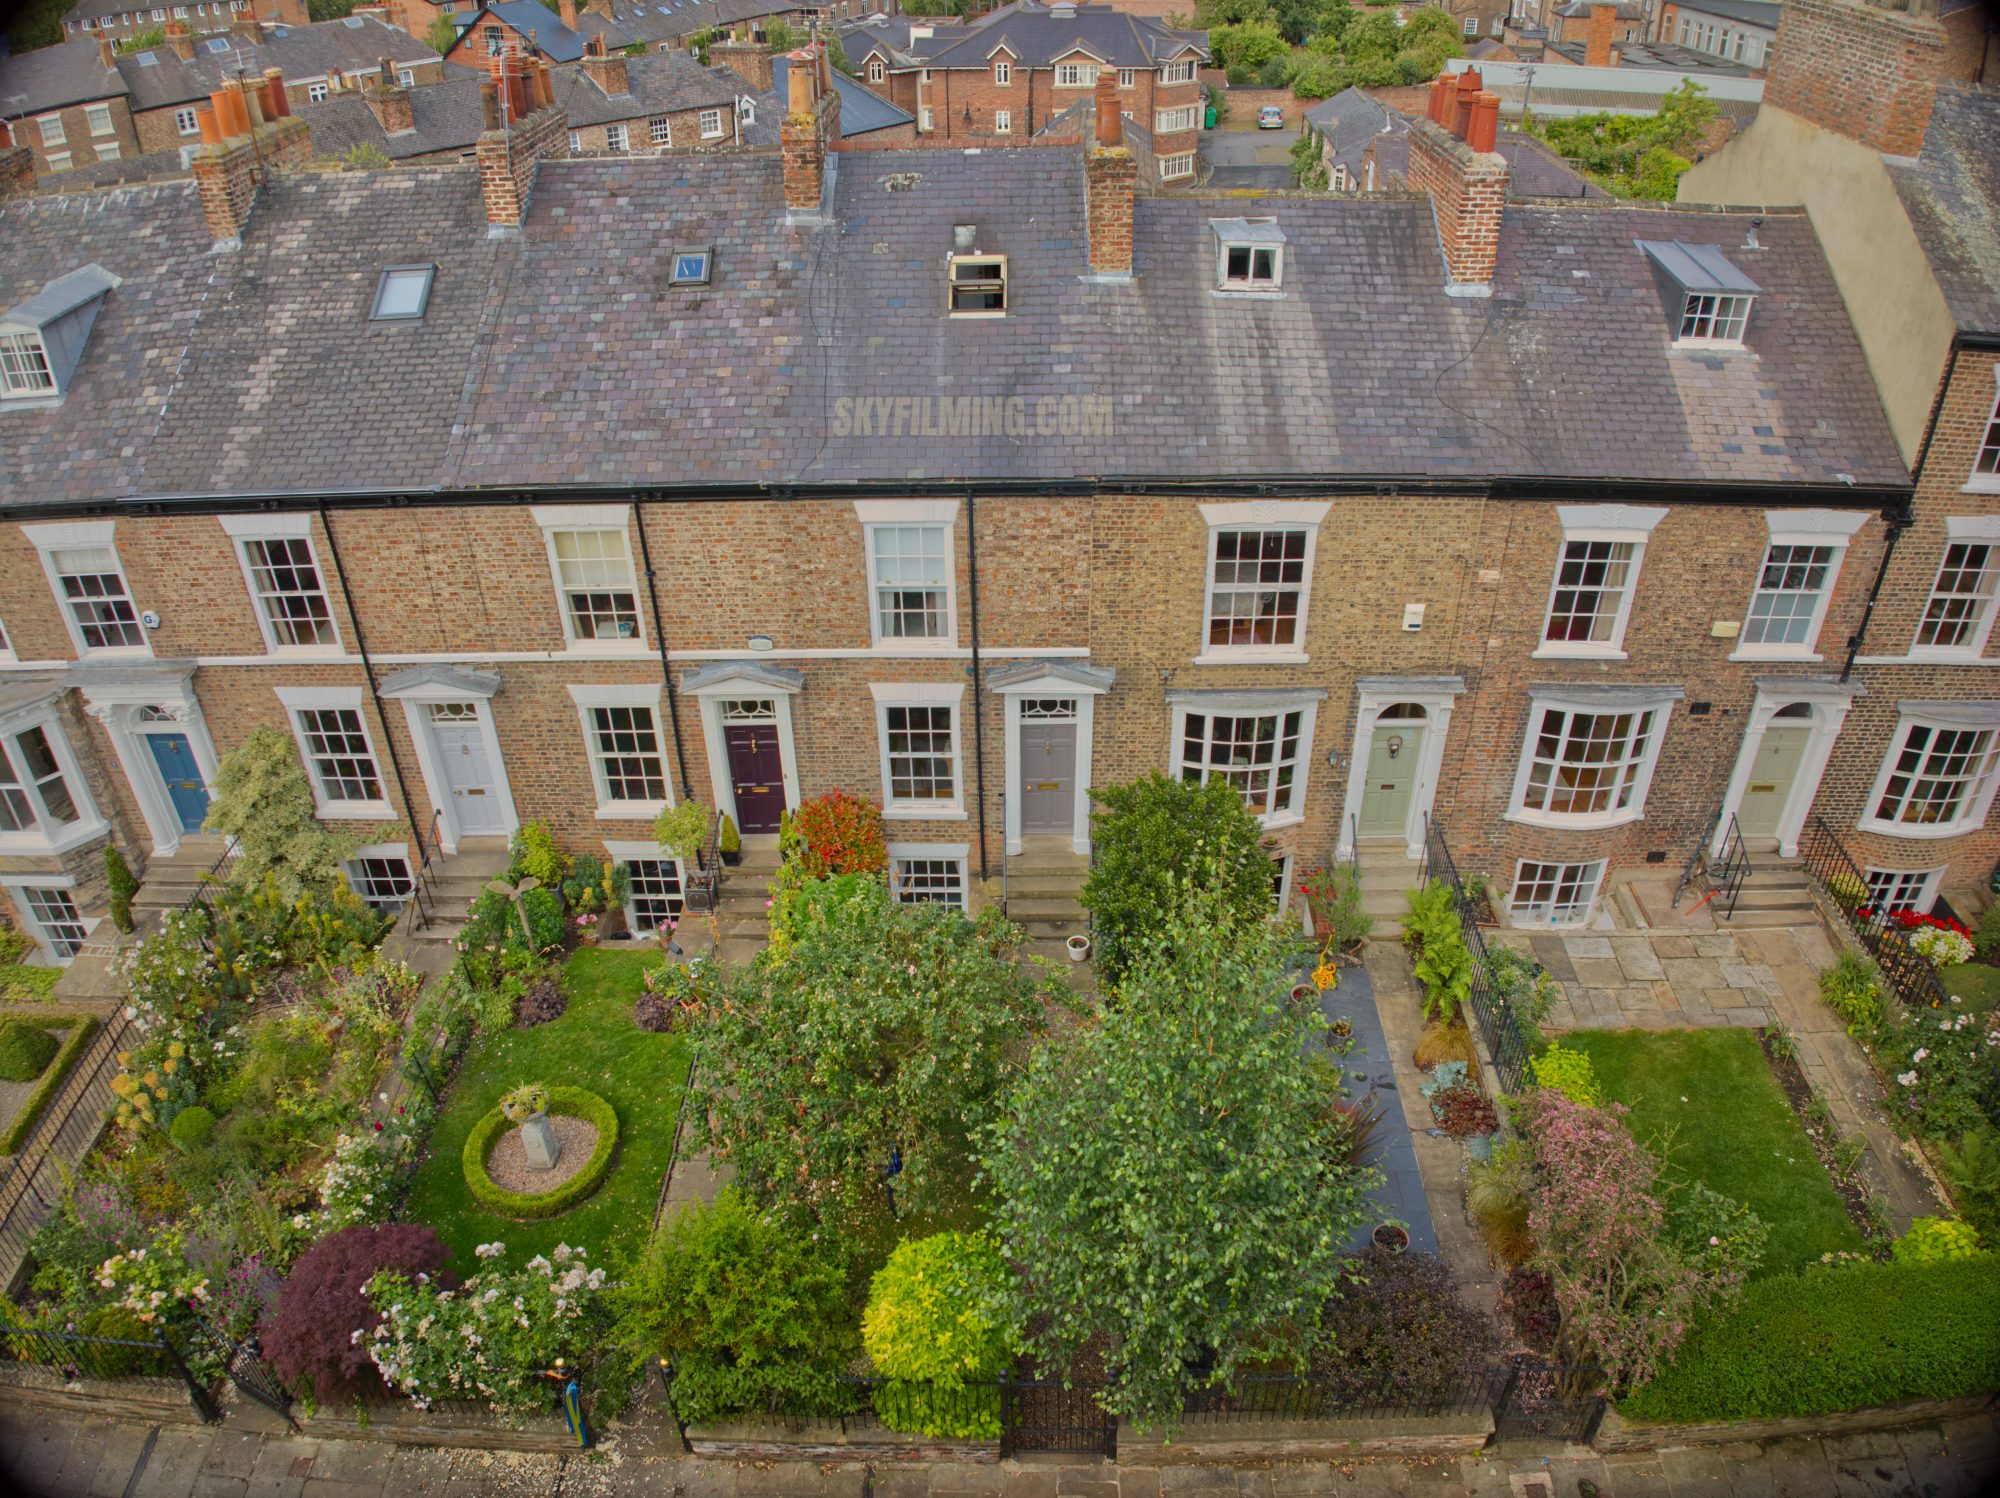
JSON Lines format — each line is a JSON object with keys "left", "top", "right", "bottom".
{"left": 0, "top": 14, "right": 1995, "bottom": 966}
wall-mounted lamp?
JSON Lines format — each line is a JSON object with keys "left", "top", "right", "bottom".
{"left": 1325, "top": 746, "right": 1346, "bottom": 770}
{"left": 747, "top": 634, "right": 774, "bottom": 652}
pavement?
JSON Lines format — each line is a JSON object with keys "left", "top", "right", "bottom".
{"left": 1199, "top": 122, "right": 1296, "bottom": 190}
{"left": 2, "top": 1401, "right": 1994, "bottom": 1497}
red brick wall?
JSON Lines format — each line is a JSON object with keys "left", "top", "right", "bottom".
{"left": 1762, "top": 0, "right": 1962, "bottom": 158}
{"left": 1407, "top": 118, "right": 1507, "bottom": 288}
{"left": 889, "top": 63, "right": 1197, "bottom": 155}
{"left": 13, "top": 95, "right": 141, "bottom": 178}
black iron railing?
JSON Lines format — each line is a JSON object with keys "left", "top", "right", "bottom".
{"left": 0, "top": 1321, "right": 218, "bottom": 1422}
{"left": 181, "top": 839, "right": 239, "bottom": 936}
{"left": 403, "top": 808, "right": 444, "bottom": 931}
{"left": 1674, "top": 810, "right": 1751, "bottom": 920}
{"left": 1800, "top": 816, "right": 1952, "bottom": 1010}
{"left": 1420, "top": 816, "right": 1536, "bottom": 1094}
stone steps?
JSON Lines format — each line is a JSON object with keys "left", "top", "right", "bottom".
{"left": 1351, "top": 844, "right": 1420, "bottom": 938}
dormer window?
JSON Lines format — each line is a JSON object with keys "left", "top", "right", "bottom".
{"left": 0, "top": 263, "right": 120, "bottom": 405}
{"left": 1638, "top": 239, "right": 1758, "bottom": 348}
{"left": 948, "top": 255, "right": 1007, "bottom": 316}
{"left": 370, "top": 265, "right": 434, "bottom": 321}
{"left": 868, "top": 58, "right": 884, "bottom": 84}
{"left": 1212, "top": 217, "right": 1285, "bottom": 292}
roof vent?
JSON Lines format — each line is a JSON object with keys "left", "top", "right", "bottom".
{"left": 343, "top": 14, "right": 363, "bottom": 25}
{"left": 953, "top": 223, "right": 978, "bottom": 253}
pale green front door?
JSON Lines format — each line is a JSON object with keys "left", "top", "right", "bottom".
{"left": 1358, "top": 723, "right": 1423, "bottom": 837}
{"left": 1737, "top": 725, "right": 1810, "bottom": 839}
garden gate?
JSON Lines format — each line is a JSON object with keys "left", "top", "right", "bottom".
{"left": 1489, "top": 1362, "right": 1604, "bottom": 1444}
{"left": 999, "top": 1374, "right": 1116, "bottom": 1458}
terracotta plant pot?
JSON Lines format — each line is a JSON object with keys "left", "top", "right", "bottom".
{"left": 1372, "top": 1223, "right": 1409, "bottom": 1254}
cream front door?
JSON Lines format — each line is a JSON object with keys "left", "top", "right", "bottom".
{"left": 1737, "top": 725, "right": 1810, "bottom": 840}
{"left": 1358, "top": 723, "right": 1424, "bottom": 837}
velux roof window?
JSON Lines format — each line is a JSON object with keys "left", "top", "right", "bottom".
{"left": 370, "top": 265, "right": 435, "bottom": 322}
{"left": 670, "top": 247, "right": 712, "bottom": 287}
{"left": 1212, "top": 217, "right": 1285, "bottom": 292}
{"left": 1638, "top": 240, "right": 1759, "bottom": 348}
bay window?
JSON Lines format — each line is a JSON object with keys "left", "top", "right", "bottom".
{"left": 1862, "top": 705, "right": 2000, "bottom": 838}
{"left": 1170, "top": 688, "right": 1321, "bottom": 825}
{"left": 1508, "top": 689, "right": 1677, "bottom": 828}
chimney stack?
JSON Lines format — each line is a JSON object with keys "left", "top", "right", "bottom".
{"left": 1759, "top": 0, "right": 1973, "bottom": 157}
{"left": 476, "top": 52, "right": 568, "bottom": 230}
{"left": 97, "top": 34, "right": 116, "bottom": 70}
{"left": 1408, "top": 70, "right": 1508, "bottom": 294}
{"left": 1085, "top": 68, "right": 1135, "bottom": 277}
{"left": 781, "top": 44, "right": 839, "bottom": 215}
{"left": 165, "top": 21, "right": 196, "bottom": 61}
{"left": 582, "top": 46, "right": 628, "bottom": 95}
{"left": 561, "top": 0, "right": 580, "bottom": 29}
{"left": 1583, "top": 4, "right": 1617, "bottom": 69}
{"left": 191, "top": 85, "right": 313, "bottom": 249}
{"left": 0, "top": 119, "right": 33, "bottom": 200}
{"left": 366, "top": 77, "right": 415, "bottom": 133}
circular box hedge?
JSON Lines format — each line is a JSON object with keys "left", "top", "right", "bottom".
{"left": 461, "top": 1085, "right": 620, "bottom": 1220}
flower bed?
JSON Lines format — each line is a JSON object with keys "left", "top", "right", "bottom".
{"left": 461, "top": 1086, "right": 619, "bottom": 1220}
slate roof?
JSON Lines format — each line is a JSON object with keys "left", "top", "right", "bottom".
{"left": 1304, "top": 87, "right": 1407, "bottom": 183}
{"left": 0, "top": 146, "right": 1907, "bottom": 504}
{"left": 0, "top": 38, "right": 127, "bottom": 118}
{"left": 907, "top": 2, "right": 1204, "bottom": 69}
{"left": 116, "top": 17, "right": 442, "bottom": 113}
{"left": 773, "top": 55, "right": 914, "bottom": 137}
{"left": 1890, "top": 83, "right": 2000, "bottom": 340}
{"left": 1544, "top": 39, "right": 1753, "bottom": 74}
{"left": 297, "top": 76, "right": 490, "bottom": 162}
{"left": 555, "top": 49, "right": 747, "bottom": 125}
{"left": 459, "top": 2, "right": 589, "bottom": 63}
{"left": 1666, "top": 0, "right": 1779, "bottom": 27}
{"left": 1551, "top": 1, "right": 1645, "bottom": 16}
{"left": 577, "top": 0, "right": 798, "bottom": 48}
{"left": 1365, "top": 128, "right": 1608, "bottom": 202}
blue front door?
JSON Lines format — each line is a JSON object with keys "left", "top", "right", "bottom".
{"left": 146, "top": 733, "right": 209, "bottom": 831}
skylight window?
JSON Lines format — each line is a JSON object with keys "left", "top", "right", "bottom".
{"left": 370, "top": 265, "right": 435, "bottom": 321}
{"left": 136, "top": 51, "right": 158, "bottom": 65}
{"left": 206, "top": 37, "right": 229, "bottom": 52}
{"left": 343, "top": 13, "right": 362, "bottom": 24}
{"left": 670, "top": 248, "right": 712, "bottom": 287}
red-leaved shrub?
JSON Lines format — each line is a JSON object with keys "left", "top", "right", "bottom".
{"left": 260, "top": 1224, "right": 452, "bottom": 1401}
{"left": 785, "top": 790, "right": 887, "bottom": 878}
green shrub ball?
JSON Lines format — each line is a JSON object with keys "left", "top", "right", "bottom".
{"left": 168, "top": 1104, "right": 217, "bottom": 1151}
{"left": 0, "top": 1019, "right": 59, "bottom": 1082}
{"left": 460, "top": 1085, "right": 619, "bottom": 1219}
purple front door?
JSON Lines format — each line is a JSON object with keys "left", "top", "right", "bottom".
{"left": 724, "top": 724, "right": 785, "bottom": 833}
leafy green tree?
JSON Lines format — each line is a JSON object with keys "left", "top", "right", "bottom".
{"left": 764, "top": 20, "right": 799, "bottom": 51}
{"left": 203, "top": 727, "right": 359, "bottom": 901}
{"left": 688, "top": 881, "right": 1058, "bottom": 1226}
{"left": 1208, "top": 19, "right": 1290, "bottom": 75}
{"left": 1195, "top": 0, "right": 1277, "bottom": 24}
{"left": 7, "top": 0, "right": 71, "bottom": 53}
{"left": 115, "top": 26, "right": 167, "bottom": 55}
{"left": 1081, "top": 774, "right": 1272, "bottom": 983}
{"left": 984, "top": 885, "right": 1379, "bottom": 1431}
{"left": 427, "top": 16, "right": 462, "bottom": 56}
{"left": 1271, "top": 0, "right": 1346, "bottom": 44}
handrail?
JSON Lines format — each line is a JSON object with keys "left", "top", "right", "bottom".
{"left": 1346, "top": 809, "right": 1359, "bottom": 866}
{"left": 1712, "top": 812, "right": 1751, "bottom": 920}
{"left": 404, "top": 808, "right": 444, "bottom": 931}
{"left": 1800, "top": 815, "right": 1952, "bottom": 1011}
{"left": 1000, "top": 788, "right": 1009, "bottom": 920}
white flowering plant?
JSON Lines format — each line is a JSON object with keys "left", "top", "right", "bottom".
{"left": 1907, "top": 925, "right": 1975, "bottom": 968}
{"left": 363, "top": 1242, "right": 609, "bottom": 1417}
{"left": 1876, "top": 999, "right": 2000, "bottom": 1140}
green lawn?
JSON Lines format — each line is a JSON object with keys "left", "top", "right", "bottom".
{"left": 405, "top": 948, "right": 690, "bottom": 1269}
{"left": 1565, "top": 1028, "right": 1863, "bottom": 1275}
{"left": 1942, "top": 962, "right": 2000, "bottom": 1010}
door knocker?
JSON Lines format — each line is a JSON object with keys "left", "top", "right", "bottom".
{"left": 1386, "top": 735, "right": 1403, "bottom": 759}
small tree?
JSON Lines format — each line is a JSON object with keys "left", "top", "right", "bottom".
{"left": 262, "top": 1223, "right": 450, "bottom": 1401}
{"left": 203, "top": 727, "right": 358, "bottom": 901}
{"left": 984, "top": 885, "right": 1378, "bottom": 1431}
{"left": 1082, "top": 774, "right": 1271, "bottom": 983}
{"left": 105, "top": 844, "right": 140, "bottom": 934}
{"left": 427, "top": 15, "right": 461, "bottom": 56}
{"left": 764, "top": 19, "right": 799, "bottom": 51}
{"left": 689, "top": 881, "right": 1056, "bottom": 1224}
{"left": 865, "top": 1230, "right": 1014, "bottom": 1438}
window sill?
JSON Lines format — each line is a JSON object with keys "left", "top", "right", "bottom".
{"left": 1504, "top": 808, "right": 1644, "bottom": 833}
{"left": 76, "top": 645, "right": 153, "bottom": 662}
{"left": 264, "top": 643, "right": 348, "bottom": 661}
{"left": 882, "top": 805, "right": 969, "bottom": 822}
{"left": 1258, "top": 810, "right": 1306, "bottom": 832}
{"left": 1855, "top": 817, "right": 1984, "bottom": 842}
{"left": 1193, "top": 650, "right": 1309, "bottom": 666}
{"left": 0, "top": 817, "right": 110, "bottom": 858}
{"left": 1889, "top": 648, "right": 1999, "bottom": 666}
{"left": 594, "top": 800, "right": 668, "bottom": 821}
{"left": 1962, "top": 479, "right": 2000, "bottom": 496}
{"left": 313, "top": 801, "right": 398, "bottom": 822}
{"left": 1531, "top": 644, "right": 1628, "bottom": 662}
{"left": 1728, "top": 646, "right": 1823, "bottom": 664}
{"left": 867, "top": 640, "right": 963, "bottom": 654}
{"left": 563, "top": 639, "right": 652, "bottom": 657}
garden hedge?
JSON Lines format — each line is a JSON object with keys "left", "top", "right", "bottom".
{"left": 1618, "top": 1256, "right": 2000, "bottom": 1423}
{"left": 461, "top": 1084, "right": 619, "bottom": 1219}
{"left": 0, "top": 1018, "right": 59, "bottom": 1081}
{"left": 0, "top": 1014, "right": 98, "bottom": 1154}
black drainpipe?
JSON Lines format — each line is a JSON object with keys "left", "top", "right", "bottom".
{"left": 1842, "top": 339, "right": 1959, "bottom": 683}
{"left": 967, "top": 491, "right": 990, "bottom": 883}
{"left": 318, "top": 500, "right": 430, "bottom": 860}
{"left": 632, "top": 499, "right": 694, "bottom": 802}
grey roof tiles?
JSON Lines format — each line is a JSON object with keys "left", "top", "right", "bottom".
{"left": 1890, "top": 83, "right": 2000, "bottom": 340}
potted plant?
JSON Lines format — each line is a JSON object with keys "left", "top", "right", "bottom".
{"left": 654, "top": 799, "right": 713, "bottom": 867}
{"left": 1828, "top": 871, "right": 1869, "bottom": 910}
{"left": 598, "top": 863, "right": 631, "bottom": 940}
{"left": 1066, "top": 934, "right": 1091, "bottom": 963}
{"left": 1372, "top": 1222, "right": 1408, "bottom": 1254}
{"left": 718, "top": 812, "right": 742, "bottom": 867}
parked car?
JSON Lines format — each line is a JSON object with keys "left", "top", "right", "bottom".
{"left": 1258, "top": 106, "right": 1286, "bottom": 130}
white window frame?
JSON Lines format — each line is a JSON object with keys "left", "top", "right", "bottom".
{"left": 946, "top": 253, "right": 1007, "bottom": 317}
{"left": 1167, "top": 688, "right": 1322, "bottom": 830}
{"left": 0, "top": 706, "right": 107, "bottom": 856}
{"left": 993, "top": 59, "right": 1011, "bottom": 85}
{"left": 1463, "top": 15, "right": 1479, "bottom": 34}
{"left": 606, "top": 122, "right": 628, "bottom": 152}
{"left": 85, "top": 102, "right": 115, "bottom": 138}
{"left": 871, "top": 682, "right": 967, "bottom": 820}
{"left": 1156, "top": 104, "right": 1197, "bottom": 134}
{"left": 1970, "top": 370, "right": 2000, "bottom": 494}
{"left": 531, "top": 504, "right": 648, "bottom": 653}
{"left": 868, "top": 58, "right": 885, "bottom": 84}
{"left": 1161, "top": 59, "right": 1196, "bottom": 85}
{"left": 1507, "top": 690, "right": 1678, "bottom": 831}
{"left": 650, "top": 116, "right": 672, "bottom": 146}
{"left": 1507, "top": 859, "right": 1606, "bottom": 929}
{"left": 308, "top": 82, "right": 328, "bottom": 103}
{"left": 1118, "top": 68, "right": 1135, "bottom": 88}
{"left": 856, "top": 500, "right": 960, "bottom": 650}
{"left": 1676, "top": 291, "right": 1753, "bottom": 346}
{"left": 568, "top": 129, "right": 582, "bottom": 152}
{"left": 0, "top": 332, "right": 56, "bottom": 399}
{"left": 218, "top": 513, "right": 342, "bottom": 656}
{"left": 2, "top": 876, "right": 96, "bottom": 966}
{"left": 699, "top": 108, "right": 724, "bottom": 140}
{"left": 275, "top": 685, "right": 395, "bottom": 820}
{"left": 22, "top": 521, "right": 150, "bottom": 659}
{"left": 993, "top": 108, "right": 1011, "bottom": 134}
{"left": 93, "top": 140, "right": 121, "bottom": 163}
{"left": 1910, "top": 516, "right": 2000, "bottom": 660}
{"left": 174, "top": 106, "right": 200, "bottom": 135}
{"left": 399, "top": 68, "right": 416, "bottom": 87}
{"left": 1863, "top": 865, "right": 1945, "bottom": 917}
{"left": 1160, "top": 151, "right": 1195, "bottom": 181}
{"left": 45, "top": 151, "right": 72, "bottom": 173}
{"left": 1216, "top": 237, "right": 1282, "bottom": 290}
{"left": 605, "top": 838, "right": 686, "bottom": 931}
{"left": 37, "top": 113, "right": 65, "bottom": 148}
{"left": 568, "top": 683, "right": 672, "bottom": 820}
{"left": 1055, "top": 62, "right": 1096, "bottom": 88}
{"left": 344, "top": 843, "right": 415, "bottom": 911}
{"left": 920, "top": 106, "right": 934, "bottom": 133}
{"left": 1860, "top": 704, "right": 2000, "bottom": 840}
{"left": 888, "top": 842, "right": 970, "bottom": 909}
{"left": 1731, "top": 510, "right": 1866, "bottom": 662}
{"left": 1534, "top": 504, "right": 1668, "bottom": 660}
{"left": 1195, "top": 500, "right": 1329, "bottom": 664}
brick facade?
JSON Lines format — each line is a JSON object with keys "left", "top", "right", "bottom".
{"left": 13, "top": 95, "right": 143, "bottom": 179}
{"left": 1761, "top": 0, "right": 1961, "bottom": 158}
